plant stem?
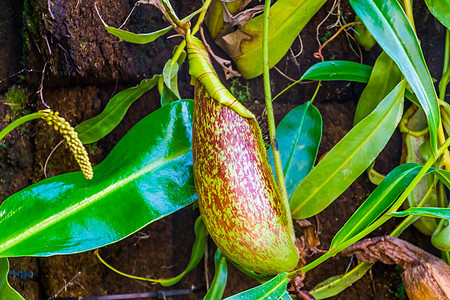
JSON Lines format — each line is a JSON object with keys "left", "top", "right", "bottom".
{"left": 262, "top": 0, "right": 288, "bottom": 203}
{"left": 191, "top": 0, "right": 211, "bottom": 35}
{"left": 442, "top": 251, "right": 450, "bottom": 265}
{"left": 0, "top": 113, "right": 44, "bottom": 142}
{"left": 440, "top": 30, "right": 450, "bottom": 100}
{"left": 443, "top": 30, "right": 450, "bottom": 75}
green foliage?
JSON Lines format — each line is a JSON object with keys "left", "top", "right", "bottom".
{"left": 75, "top": 77, "right": 158, "bottom": 144}
{"left": 350, "top": 0, "right": 440, "bottom": 154}
{"left": 229, "top": 78, "right": 251, "bottom": 104}
{"left": 204, "top": 249, "right": 228, "bottom": 300}
{"left": 217, "top": 0, "right": 327, "bottom": 79}
{"left": 290, "top": 80, "right": 405, "bottom": 219}
{"left": 424, "top": 0, "right": 450, "bottom": 29}
{"left": 0, "top": 258, "right": 23, "bottom": 300}
{"left": 354, "top": 51, "right": 402, "bottom": 125}
{"left": 2, "top": 85, "right": 28, "bottom": 113}
{"left": 301, "top": 61, "right": 372, "bottom": 83}
{"left": 309, "top": 262, "right": 373, "bottom": 299}
{"left": 224, "top": 273, "right": 289, "bottom": 300}
{"left": 268, "top": 101, "right": 322, "bottom": 200}
{"left": 0, "top": 101, "right": 195, "bottom": 257}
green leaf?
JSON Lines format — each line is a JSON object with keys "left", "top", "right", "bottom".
{"left": 354, "top": 51, "right": 402, "bottom": 125}
{"left": 160, "top": 85, "right": 180, "bottom": 107}
{"left": 310, "top": 262, "right": 373, "bottom": 299}
{"left": 0, "top": 258, "right": 23, "bottom": 300}
{"left": 350, "top": 0, "right": 440, "bottom": 154}
{"left": 290, "top": 80, "right": 405, "bottom": 219}
{"left": 105, "top": 26, "right": 172, "bottom": 44}
{"left": 0, "top": 101, "right": 196, "bottom": 257}
{"left": 269, "top": 102, "right": 322, "bottom": 200}
{"left": 424, "top": 0, "right": 450, "bottom": 29}
{"left": 330, "top": 163, "right": 422, "bottom": 249}
{"left": 75, "top": 76, "right": 159, "bottom": 144}
{"left": 204, "top": 249, "right": 228, "bottom": 300}
{"left": 301, "top": 61, "right": 373, "bottom": 83}
{"left": 161, "top": 45, "right": 187, "bottom": 104}
{"left": 354, "top": 15, "right": 376, "bottom": 51}
{"left": 224, "top": 0, "right": 326, "bottom": 79}
{"left": 224, "top": 273, "right": 289, "bottom": 300}
{"left": 390, "top": 207, "right": 450, "bottom": 219}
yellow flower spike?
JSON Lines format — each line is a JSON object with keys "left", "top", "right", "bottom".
{"left": 38, "top": 109, "right": 93, "bottom": 179}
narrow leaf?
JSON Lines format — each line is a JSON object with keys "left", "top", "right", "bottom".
{"left": 0, "top": 258, "right": 23, "bottom": 300}
{"left": 162, "top": 45, "right": 186, "bottom": 102}
{"left": 390, "top": 207, "right": 450, "bottom": 219}
{"left": 350, "top": 0, "right": 440, "bottom": 154}
{"left": 204, "top": 249, "right": 228, "bottom": 300}
{"left": 224, "top": 273, "right": 289, "bottom": 300}
{"left": 0, "top": 101, "right": 196, "bottom": 257}
{"left": 76, "top": 76, "right": 159, "bottom": 144}
{"left": 310, "top": 262, "right": 373, "bottom": 299}
{"left": 354, "top": 51, "right": 402, "bottom": 124}
{"left": 290, "top": 80, "right": 405, "bottom": 219}
{"left": 223, "top": 0, "right": 326, "bottom": 79}
{"left": 330, "top": 163, "right": 422, "bottom": 249}
{"left": 424, "top": 0, "right": 450, "bottom": 29}
{"left": 105, "top": 26, "right": 171, "bottom": 44}
{"left": 301, "top": 61, "right": 373, "bottom": 83}
{"left": 269, "top": 102, "right": 322, "bottom": 199}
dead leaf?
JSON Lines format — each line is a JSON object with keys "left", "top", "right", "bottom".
{"left": 227, "top": 5, "right": 265, "bottom": 27}
{"left": 294, "top": 219, "right": 321, "bottom": 252}
{"left": 342, "top": 236, "right": 450, "bottom": 300}
{"left": 200, "top": 27, "right": 241, "bottom": 79}
{"left": 215, "top": 29, "right": 253, "bottom": 58}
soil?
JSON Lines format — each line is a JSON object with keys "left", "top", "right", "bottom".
{"left": 0, "top": 0, "right": 447, "bottom": 299}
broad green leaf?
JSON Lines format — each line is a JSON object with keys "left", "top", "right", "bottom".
{"left": 301, "top": 61, "right": 373, "bottom": 83}
{"left": 204, "top": 249, "right": 228, "bottom": 300}
{"left": 350, "top": 0, "right": 440, "bottom": 154}
{"left": 76, "top": 76, "right": 159, "bottom": 144}
{"left": 354, "top": 51, "right": 402, "bottom": 125}
{"left": 390, "top": 207, "right": 450, "bottom": 219}
{"left": 0, "top": 101, "right": 196, "bottom": 257}
{"left": 330, "top": 163, "right": 422, "bottom": 249}
{"left": 310, "top": 262, "right": 373, "bottom": 299}
{"left": 105, "top": 26, "right": 172, "bottom": 44}
{"left": 424, "top": 0, "right": 450, "bottom": 29}
{"left": 290, "top": 80, "right": 406, "bottom": 219}
{"left": 0, "top": 258, "right": 23, "bottom": 300}
{"left": 268, "top": 102, "right": 322, "bottom": 199}
{"left": 225, "top": 273, "right": 289, "bottom": 300}
{"left": 220, "top": 0, "right": 326, "bottom": 79}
